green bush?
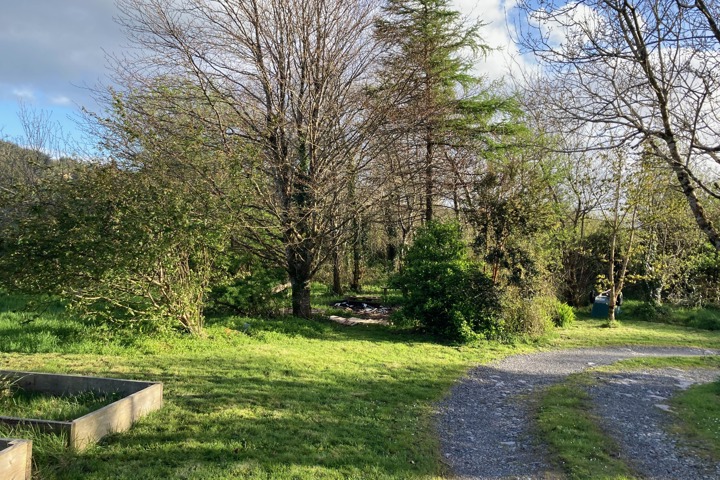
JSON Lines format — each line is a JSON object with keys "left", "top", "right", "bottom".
{"left": 500, "top": 288, "right": 554, "bottom": 339}
{"left": 675, "top": 306, "right": 720, "bottom": 331}
{"left": 626, "top": 301, "right": 672, "bottom": 322}
{"left": 0, "top": 164, "right": 229, "bottom": 335}
{"left": 622, "top": 300, "right": 720, "bottom": 331}
{"left": 209, "top": 261, "right": 287, "bottom": 317}
{"left": 550, "top": 300, "right": 575, "bottom": 327}
{"left": 391, "top": 221, "right": 501, "bottom": 342}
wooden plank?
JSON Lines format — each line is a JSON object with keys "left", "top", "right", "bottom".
{"left": 70, "top": 383, "right": 163, "bottom": 450}
{"left": 0, "top": 371, "right": 152, "bottom": 396}
{"left": 0, "top": 438, "right": 32, "bottom": 480}
{"left": 0, "top": 371, "right": 163, "bottom": 450}
{"left": 0, "top": 417, "right": 70, "bottom": 436}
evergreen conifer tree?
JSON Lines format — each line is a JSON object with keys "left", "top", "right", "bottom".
{"left": 375, "top": 0, "right": 520, "bottom": 222}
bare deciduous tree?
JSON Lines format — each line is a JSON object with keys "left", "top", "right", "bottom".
{"left": 517, "top": 0, "right": 720, "bottom": 250}
{"left": 114, "top": 0, "right": 384, "bottom": 317}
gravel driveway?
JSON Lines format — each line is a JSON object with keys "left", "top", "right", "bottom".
{"left": 437, "top": 346, "right": 719, "bottom": 479}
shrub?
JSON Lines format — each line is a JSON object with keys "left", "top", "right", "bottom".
{"left": 688, "top": 313, "right": 720, "bottom": 331}
{"left": 626, "top": 301, "right": 672, "bottom": 322}
{"left": 550, "top": 300, "right": 575, "bottom": 327}
{"left": 209, "top": 258, "right": 287, "bottom": 317}
{"left": 0, "top": 164, "right": 229, "bottom": 335}
{"left": 500, "top": 288, "right": 554, "bottom": 339}
{"left": 391, "top": 221, "right": 500, "bottom": 342}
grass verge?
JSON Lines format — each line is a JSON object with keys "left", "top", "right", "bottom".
{"left": 536, "top": 356, "right": 720, "bottom": 479}
{"left": 2, "top": 291, "right": 720, "bottom": 479}
{"left": 671, "top": 380, "right": 720, "bottom": 461}
{"left": 535, "top": 379, "right": 635, "bottom": 480}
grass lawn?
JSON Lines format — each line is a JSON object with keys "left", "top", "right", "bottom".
{"left": 672, "top": 379, "right": 720, "bottom": 461}
{"left": 2, "top": 293, "right": 720, "bottom": 479}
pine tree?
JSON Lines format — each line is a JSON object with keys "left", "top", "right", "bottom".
{"left": 375, "top": 0, "right": 520, "bottom": 223}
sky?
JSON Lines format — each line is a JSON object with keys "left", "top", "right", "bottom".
{"left": 0, "top": 0, "right": 127, "bottom": 148}
{"left": 0, "top": 0, "right": 525, "bottom": 151}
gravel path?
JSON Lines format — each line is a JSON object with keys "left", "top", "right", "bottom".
{"left": 437, "top": 346, "right": 719, "bottom": 479}
{"left": 588, "top": 368, "right": 720, "bottom": 479}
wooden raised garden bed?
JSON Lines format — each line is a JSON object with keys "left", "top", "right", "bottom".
{"left": 0, "top": 371, "right": 163, "bottom": 450}
{"left": 0, "top": 438, "right": 32, "bottom": 480}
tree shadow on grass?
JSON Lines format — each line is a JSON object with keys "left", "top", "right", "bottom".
{"left": 27, "top": 355, "right": 464, "bottom": 479}
{"left": 207, "top": 313, "right": 461, "bottom": 347}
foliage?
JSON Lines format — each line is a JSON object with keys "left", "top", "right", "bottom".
{"left": 467, "top": 143, "right": 560, "bottom": 293}
{"left": 373, "top": 0, "right": 524, "bottom": 260}
{"left": 623, "top": 300, "right": 720, "bottom": 331}
{"left": 115, "top": 0, "right": 385, "bottom": 319}
{"left": 0, "top": 161, "right": 231, "bottom": 335}
{"left": 0, "top": 139, "right": 51, "bottom": 191}
{"left": 549, "top": 299, "right": 575, "bottom": 327}
{"left": 498, "top": 288, "right": 555, "bottom": 340}
{"left": 684, "top": 247, "right": 720, "bottom": 306}
{"left": 555, "top": 226, "right": 608, "bottom": 307}
{"left": 623, "top": 301, "right": 673, "bottom": 323}
{"left": 391, "top": 221, "right": 501, "bottom": 342}
{"left": 518, "top": 0, "right": 720, "bottom": 250}
{"left": 208, "top": 258, "right": 288, "bottom": 317}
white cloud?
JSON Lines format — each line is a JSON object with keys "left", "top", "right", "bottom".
{"left": 0, "top": 1, "right": 125, "bottom": 109}
{"left": 50, "top": 95, "right": 72, "bottom": 106}
{"left": 11, "top": 88, "right": 35, "bottom": 101}
{"left": 453, "top": 0, "right": 534, "bottom": 81}
{"left": 525, "top": 1, "right": 603, "bottom": 49}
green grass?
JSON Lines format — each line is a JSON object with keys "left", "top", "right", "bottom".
{"left": 548, "top": 309, "right": 720, "bottom": 349}
{"left": 622, "top": 300, "right": 720, "bottom": 331}
{"left": 0, "top": 424, "right": 72, "bottom": 479}
{"left": 2, "top": 291, "right": 720, "bottom": 479}
{"left": 536, "top": 356, "right": 720, "bottom": 479}
{"left": 0, "top": 292, "right": 528, "bottom": 479}
{"left": 0, "top": 388, "right": 121, "bottom": 422}
{"left": 671, "top": 380, "right": 720, "bottom": 461}
{"left": 535, "top": 381, "right": 635, "bottom": 479}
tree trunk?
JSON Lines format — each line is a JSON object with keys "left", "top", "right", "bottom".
{"left": 291, "top": 280, "right": 312, "bottom": 318}
{"left": 424, "top": 135, "right": 434, "bottom": 223}
{"left": 350, "top": 215, "right": 363, "bottom": 292}
{"left": 351, "top": 240, "right": 362, "bottom": 292}
{"left": 332, "top": 246, "right": 343, "bottom": 296}
{"left": 668, "top": 158, "right": 720, "bottom": 250}
{"left": 607, "top": 228, "right": 617, "bottom": 325}
{"left": 652, "top": 285, "right": 663, "bottom": 305}
{"left": 288, "top": 243, "right": 313, "bottom": 318}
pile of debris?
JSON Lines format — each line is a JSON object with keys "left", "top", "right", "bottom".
{"left": 332, "top": 299, "right": 391, "bottom": 317}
